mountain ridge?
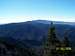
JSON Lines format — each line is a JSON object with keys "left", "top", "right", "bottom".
{"left": 0, "top": 20, "right": 75, "bottom": 47}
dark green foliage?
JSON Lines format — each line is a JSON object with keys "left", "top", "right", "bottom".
{"left": 43, "top": 22, "right": 73, "bottom": 56}
{"left": 43, "top": 22, "right": 60, "bottom": 56}
{"left": 0, "top": 37, "right": 36, "bottom": 56}
{"left": 47, "top": 22, "right": 59, "bottom": 45}
{"left": 63, "top": 37, "right": 70, "bottom": 47}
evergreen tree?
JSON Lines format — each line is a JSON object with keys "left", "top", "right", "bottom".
{"left": 48, "top": 22, "right": 59, "bottom": 45}
{"left": 63, "top": 36, "right": 70, "bottom": 47}
{"left": 60, "top": 31, "right": 72, "bottom": 56}
{"left": 43, "top": 22, "right": 60, "bottom": 56}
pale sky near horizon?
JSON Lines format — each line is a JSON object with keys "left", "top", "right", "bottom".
{"left": 0, "top": 0, "right": 75, "bottom": 24}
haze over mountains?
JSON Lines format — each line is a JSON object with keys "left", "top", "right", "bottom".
{"left": 0, "top": 20, "right": 75, "bottom": 47}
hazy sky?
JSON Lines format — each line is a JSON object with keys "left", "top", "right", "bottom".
{"left": 0, "top": 0, "right": 75, "bottom": 24}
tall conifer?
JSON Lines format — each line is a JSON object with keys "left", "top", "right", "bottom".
{"left": 43, "top": 22, "right": 59, "bottom": 56}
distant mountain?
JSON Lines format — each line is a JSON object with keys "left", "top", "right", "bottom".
{"left": 0, "top": 20, "right": 75, "bottom": 47}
